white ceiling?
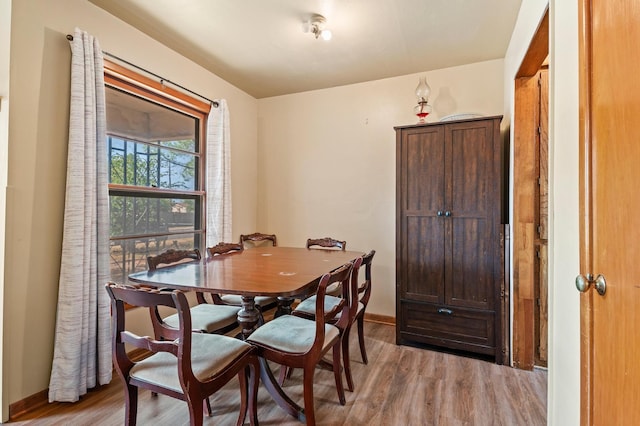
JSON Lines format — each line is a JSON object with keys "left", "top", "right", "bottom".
{"left": 90, "top": 0, "right": 522, "bottom": 99}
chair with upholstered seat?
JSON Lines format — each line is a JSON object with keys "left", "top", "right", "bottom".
{"left": 240, "top": 232, "right": 278, "bottom": 248}
{"left": 306, "top": 237, "right": 346, "bottom": 251}
{"left": 105, "top": 282, "right": 259, "bottom": 426}
{"left": 305, "top": 237, "right": 347, "bottom": 297}
{"left": 206, "top": 241, "right": 245, "bottom": 257}
{"left": 146, "top": 247, "right": 202, "bottom": 270}
{"left": 146, "top": 248, "right": 240, "bottom": 336}
{"left": 351, "top": 250, "right": 375, "bottom": 365}
{"left": 292, "top": 255, "right": 365, "bottom": 392}
{"left": 240, "top": 233, "right": 282, "bottom": 314}
{"left": 207, "top": 242, "right": 278, "bottom": 316}
{"left": 293, "top": 251, "right": 374, "bottom": 392}
{"left": 247, "top": 262, "right": 353, "bottom": 425}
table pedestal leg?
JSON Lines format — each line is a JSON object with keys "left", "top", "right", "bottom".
{"left": 275, "top": 296, "right": 295, "bottom": 317}
{"left": 238, "top": 296, "right": 260, "bottom": 340}
{"left": 258, "top": 357, "right": 306, "bottom": 423}
{"left": 239, "top": 298, "right": 305, "bottom": 421}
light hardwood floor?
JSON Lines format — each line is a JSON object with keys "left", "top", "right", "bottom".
{"left": 9, "top": 322, "right": 547, "bottom": 425}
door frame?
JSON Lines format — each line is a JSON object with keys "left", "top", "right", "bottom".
{"left": 512, "top": 7, "right": 549, "bottom": 370}
{"left": 577, "top": 0, "right": 592, "bottom": 422}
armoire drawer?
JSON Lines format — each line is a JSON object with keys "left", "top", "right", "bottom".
{"left": 398, "top": 301, "right": 496, "bottom": 355}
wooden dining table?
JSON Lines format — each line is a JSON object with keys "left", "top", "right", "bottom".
{"left": 128, "top": 245, "right": 364, "bottom": 422}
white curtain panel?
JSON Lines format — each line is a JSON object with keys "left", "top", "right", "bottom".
{"left": 48, "top": 28, "right": 112, "bottom": 402}
{"left": 206, "top": 99, "right": 232, "bottom": 247}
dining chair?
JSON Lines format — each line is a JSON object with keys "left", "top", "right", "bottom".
{"left": 306, "top": 237, "right": 346, "bottom": 250}
{"left": 247, "top": 262, "right": 354, "bottom": 426}
{"left": 105, "top": 282, "right": 260, "bottom": 426}
{"left": 207, "top": 242, "right": 278, "bottom": 318}
{"left": 306, "top": 237, "right": 347, "bottom": 297}
{"left": 206, "top": 241, "right": 245, "bottom": 256}
{"left": 291, "top": 255, "right": 364, "bottom": 392}
{"left": 146, "top": 248, "right": 241, "bottom": 336}
{"left": 240, "top": 232, "right": 278, "bottom": 248}
{"left": 240, "top": 233, "right": 293, "bottom": 317}
{"left": 146, "top": 247, "right": 201, "bottom": 270}
{"left": 352, "top": 250, "right": 375, "bottom": 365}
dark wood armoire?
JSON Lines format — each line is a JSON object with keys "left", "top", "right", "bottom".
{"left": 395, "top": 115, "right": 505, "bottom": 364}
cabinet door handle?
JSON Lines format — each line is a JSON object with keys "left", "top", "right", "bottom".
{"left": 445, "top": 211, "right": 452, "bottom": 217}
{"left": 437, "top": 211, "right": 444, "bottom": 217}
{"left": 437, "top": 308, "right": 453, "bottom": 315}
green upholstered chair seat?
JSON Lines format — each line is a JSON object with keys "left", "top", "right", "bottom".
{"left": 247, "top": 314, "right": 339, "bottom": 354}
{"left": 162, "top": 303, "right": 239, "bottom": 333}
{"left": 220, "top": 294, "right": 277, "bottom": 307}
{"left": 294, "top": 295, "right": 342, "bottom": 317}
{"left": 130, "top": 333, "right": 252, "bottom": 394}
{"left": 294, "top": 296, "right": 364, "bottom": 320}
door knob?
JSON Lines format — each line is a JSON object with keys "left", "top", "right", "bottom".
{"left": 445, "top": 211, "right": 452, "bottom": 217}
{"left": 437, "top": 211, "right": 443, "bottom": 216}
{"left": 575, "top": 273, "right": 606, "bottom": 296}
{"left": 593, "top": 274, "right": 607, "bottom": 295}
{"left": 575, "top": 274, "right": 591, "bottom": 292}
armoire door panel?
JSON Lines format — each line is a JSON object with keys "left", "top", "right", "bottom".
{"left": 402, "top": 215, "right": 445, "bottom": 303}
{"left": 448, "top": 122, "right": 494, "bottom": 218}
{"left": 404, "top": 128, "right": 445, "bottom": 213}
{"left": 448, "top": 217, "right": 494, "bottom": 310}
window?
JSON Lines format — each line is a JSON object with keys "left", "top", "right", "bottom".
{"left": 104, "top": 61, "right": 211, "bottom": 283}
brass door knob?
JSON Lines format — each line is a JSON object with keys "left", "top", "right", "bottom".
{"left": 575, "top": 273, "right": 606, "bottom": 296}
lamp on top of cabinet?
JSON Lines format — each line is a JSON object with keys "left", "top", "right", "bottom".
{"left": 414, "top": 76, "right": 432, "bottom": 124}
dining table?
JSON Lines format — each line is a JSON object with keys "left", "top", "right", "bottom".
{"left": 128, "top": 245, "right": 364, "bottom": 422}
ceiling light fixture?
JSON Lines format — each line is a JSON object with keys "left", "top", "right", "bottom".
{"left": 303, "top": 13, "right": 332, "bottom": 41}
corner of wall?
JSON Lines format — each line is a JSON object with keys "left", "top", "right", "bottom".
{"left": 0, "top": 0, "right": 11, "bottom": 420}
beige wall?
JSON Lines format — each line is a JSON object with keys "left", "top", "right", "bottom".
{"left": 505, "top": 0, "right": 580, "bottom": 424}
{"left": 257, "top": 60, "right": 504, "bottom": 318}
{"left": 0, "top": 0, "right": 11, "bottom": 419}
{"left": 3, "top": 0, "right": 258, "bottom": 412}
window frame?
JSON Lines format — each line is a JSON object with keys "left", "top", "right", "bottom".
{"left": 104, "top": 60, "right": 211, "bottom": 281}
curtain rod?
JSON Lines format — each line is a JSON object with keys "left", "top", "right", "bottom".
{"left": 66, "top": 34, "right": 219, "bottom": 108}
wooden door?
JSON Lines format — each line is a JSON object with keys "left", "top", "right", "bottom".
{"left": 579, "top": 0, "right": 640, "bottom": 423}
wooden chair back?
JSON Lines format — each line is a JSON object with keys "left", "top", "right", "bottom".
{"left": 240, "top": 232, "right": 277, "bottom": 248}
{"left": 147, "top": 248, "right": 201, "bottom": 270}
{"left": 206, "top": 242, "right": 244, "bottom": 257}
{"left": 357, "top": 250, "right": 376, "bottom": 308}
{"left": 306, "top": 237, "right": 346, "bottom": 250}
{"left": 343, "top": 256, "right": 365, "bottom": 326}
{"left": 351, "top": 250, "right": 376, "bottom": 366}
{"left": 309, "top": 262, "right": 353, "bottom": 356}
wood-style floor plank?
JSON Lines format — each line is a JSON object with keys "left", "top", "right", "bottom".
{"left": 9, "top": 322, "right": 547, "bottom": 425}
